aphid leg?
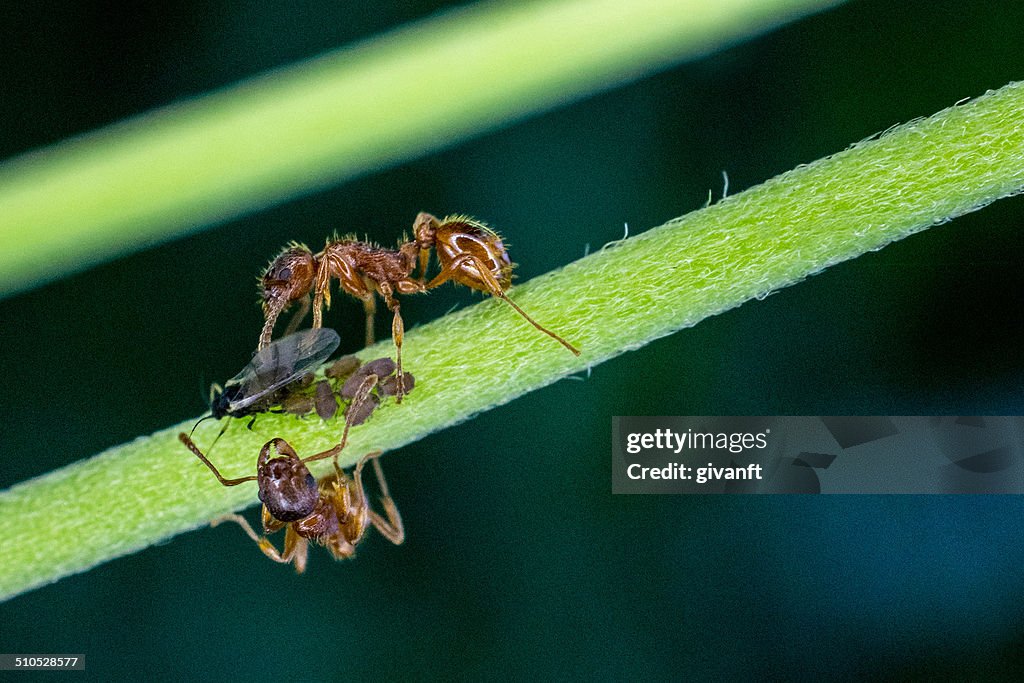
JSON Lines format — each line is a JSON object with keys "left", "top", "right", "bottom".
{"left": 178, "top": 433, "right": 257, "bottom": 486}
{"left": 379, "top": 283, "right": 407, "bottom": 403}
{"left": 427, "top": 252, "right": 580, "bottom": 355}
{"left": 281, "top": 295, "right": 312, "bottom": 337}
{"left": 366, "top": 455, "right": 405, "bottom": 545}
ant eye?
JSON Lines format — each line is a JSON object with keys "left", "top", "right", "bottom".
{"left": 277, "top": 267, "right": 292, "bottom": 281}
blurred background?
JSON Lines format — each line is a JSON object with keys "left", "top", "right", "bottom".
{"left": 2, "top": 0, "right": 1024, "bottom": 678}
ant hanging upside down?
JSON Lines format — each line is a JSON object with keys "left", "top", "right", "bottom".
{"left": 259, "top": 213, "right": 581, "bottom": 401}
{"left": 179, "top": 358, "right": 404, "bottom": 572}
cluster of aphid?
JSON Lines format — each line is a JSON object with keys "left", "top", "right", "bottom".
{"left": 180, "top": 212, "right": 579, "bottom": 572}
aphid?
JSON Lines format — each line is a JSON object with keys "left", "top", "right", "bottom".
{"left": 185, "top": 328, "right": 340, "bottom": 456}
{"left": 313, "top": 380, "right": 338, "bottom": 420}
{"left": 178, "top": 361, "right": 405, "bottom": 572}
{"left": 325, "top": 354, "right": 361, "bottom": 381}
{"left": 257, "top": 213, "right": 580, "bottom": 401}
{"left": 211, "top": 327, "right": 340, "bottom": 420}
{"left": 279, "top": 394, "right": 314, "bottom": 416}
{"left": 340, "top": 358, "right": 392, "bottom": 426}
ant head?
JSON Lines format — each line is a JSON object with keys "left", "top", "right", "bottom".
{"left": 256, "top": 439, "right": 319, "bottom": 522}
{"left": 413, "top": 212, "right": 439, "bottom": 249}
{"left": 261, "top": 246, "right": 316, "bottom": 314}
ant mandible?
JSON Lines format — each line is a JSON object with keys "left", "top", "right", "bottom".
{"left": 178, "top": 363, "right": 404, "bottom": 572}
{"left": 259, "top": 213, "right": 581, "bottom": 399}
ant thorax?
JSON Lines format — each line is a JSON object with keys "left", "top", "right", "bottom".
{"left": 319, "top": 239, "right": 418, "bottom": 285}
{"left": 294, "top": 494, "right": 341, "bottom": 540}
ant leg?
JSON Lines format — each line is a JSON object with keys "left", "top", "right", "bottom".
{"left": 284, "top": 526, "right": 309, "bottom": 574}
{"left": 213, "top": 514, "right": 306, "bottom": 570}
{"left": 311, "top": 255, "right": 335, "bottom": 330}
{"left": 259, "top": 301, "right": 286, "bottom": 350}
{"left": 412, "top": 212, "right": 439, "bottom": 285}
{"left": 366, "top": 456, "right": 405, "bottom": 545}
{"left": 311, "top": 290, "right": 324, "bottom": 329}
{"left": 359, "top": 292, "right": 376, "bottom": 346}
{"left": 281, "top": 295, "right": 311, "bottom": 337}
{"left": 417, "top": 246, "right": 432, "bottom": 286}
{"left": 379, "top": 284, "right": 407, "bottom": 403}
{"left": 178, "top": 433, "right": 257, "bottom": 486}
{"left": 323, "top": 534, "right": 357, "bottom": 562}
{"left": 300, "top": 374, "right": 379, "bottom": 470}
{"left": 261, "top": 506, "right": 286, "bottom": 534}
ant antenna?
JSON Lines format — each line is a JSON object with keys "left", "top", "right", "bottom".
{"left": 179, "top": 433, "right": 258, "bottom": 486}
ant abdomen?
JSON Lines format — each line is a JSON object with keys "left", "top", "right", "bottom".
{"left": 430, "top": 216, "right": 514, "bottom": 291}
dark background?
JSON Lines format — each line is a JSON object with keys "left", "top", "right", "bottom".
{"left": 2, "top": 0, "right": 1024, "bottom": 679}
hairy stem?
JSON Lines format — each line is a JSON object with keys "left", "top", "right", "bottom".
{"left": 2, "top": 82, "right": 1023, "bottom": 601}
{"left": 0, "top": 0, "right": 843, "bottom": 295}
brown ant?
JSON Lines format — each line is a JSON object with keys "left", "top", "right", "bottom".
{"left": 258, "top": 213, "right": 581, "bottom": 400}
{"left": 178, "top": 359, "right": 408, "bottom": 572}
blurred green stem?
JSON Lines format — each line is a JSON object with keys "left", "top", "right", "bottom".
{"left": 2, "top": 82, "right": 1023, "bottom": 601}
{"left": 0, "top": 0, "right": 842, "bottom": 295}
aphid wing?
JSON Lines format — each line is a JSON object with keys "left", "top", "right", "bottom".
{"left": 224, "top": 328, "right": 341, "bottom": 413}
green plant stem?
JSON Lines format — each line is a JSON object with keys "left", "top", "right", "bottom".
{"left": 2, "top": 82, "right": 1023, "bottom": 601}
{"left": 0, "top": 0, "right": 842, "bottom": 295}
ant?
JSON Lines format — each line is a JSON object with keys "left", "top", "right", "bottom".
{"left": 258, "top": 213, "right": 581, "bottom": 400}
{"left": 178, "top": 359, "right": 408, "bottom": 572}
